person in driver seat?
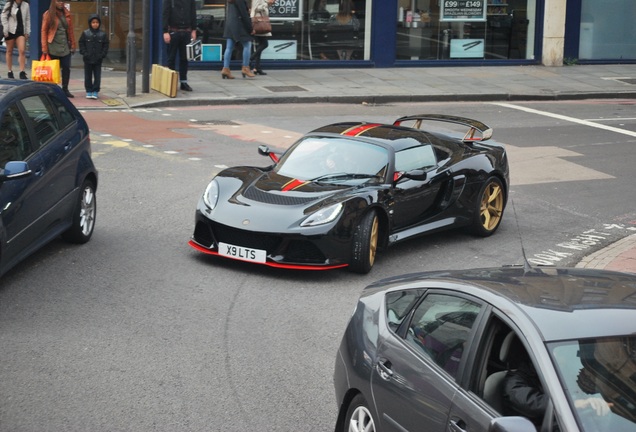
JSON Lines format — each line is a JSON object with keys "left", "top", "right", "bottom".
{"left": 502, "top": 338, "right": 547, "bottom": 428}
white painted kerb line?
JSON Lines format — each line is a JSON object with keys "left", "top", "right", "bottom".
{"left": 491, "top": 102, "right": 636, "bottom": 138}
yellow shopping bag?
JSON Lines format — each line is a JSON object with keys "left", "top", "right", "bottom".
{"left": 31, "top": 54, "right": 61, "bottom": 84}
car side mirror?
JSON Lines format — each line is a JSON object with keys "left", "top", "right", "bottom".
{"left": 0, "top": 161, "right": 31, "bottom": 182}
{"left": 258, "top": 145, "right": 279, "bottom": 163}
{"left": 489, "top": 416, "right": 536, "bottom": 432}
{"left": 402, "top": 169, "right": 428, "bottom": 181}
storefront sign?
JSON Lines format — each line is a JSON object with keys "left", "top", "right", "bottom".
{"left": 262, "top": 40, "right": 298, "bottom": 59}
{"left": 440, "top": 0, "right": 486, "bottom": 22}
{"left": 450, "top": 39, "right": 484, "bottom": 58}
{"left": 269, "top": 0, "right": 302, "bottom": 21}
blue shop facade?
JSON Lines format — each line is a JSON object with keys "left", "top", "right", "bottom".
{"left": 18, "top": 0, "right": 636, "bottom": 70}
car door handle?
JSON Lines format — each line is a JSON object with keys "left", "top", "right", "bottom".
{"left": 448, "top": 418, "right": 467, "bottom": 432}
{"left": 376, "top": 358, "right": 394, "bottom": 381}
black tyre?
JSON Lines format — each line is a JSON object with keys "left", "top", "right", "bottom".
{"left": 470, "top": 176, "right": 505, "bottom": 237}
{"left": 62, "top": 180, "right": 96, "bottom": 244}
{"left": 349, "top": 211, "right": 379, "bottom": 274}
{"left": 344, "top": 394, "right": 376, "bottom": 432}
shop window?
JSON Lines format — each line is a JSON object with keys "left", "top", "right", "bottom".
{"left": 396, "top": 0, "right": 535, "bottom": 61}
{"left": 195, "top": 0, "right": 370, "bottom": 62}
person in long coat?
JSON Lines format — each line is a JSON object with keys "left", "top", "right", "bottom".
{"left": 221, "top": 0, "right": 254, "bottom": 79}
{"left": 41, "top": 0, "right": 76, "bottom": 97}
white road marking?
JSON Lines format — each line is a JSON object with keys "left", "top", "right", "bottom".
{"left": 491, "top": 102, "right": 636, "bottom": 138}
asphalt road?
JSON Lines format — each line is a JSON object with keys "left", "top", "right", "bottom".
{"left": 1, "top": 100, "right": 635, "bottom": 431}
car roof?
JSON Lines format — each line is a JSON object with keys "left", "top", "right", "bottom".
{"left": 0, "top": 79, "right": 60, "bottom": 100}
{"left": 367, "top": 266, "right": 636, "bottom": 341}
{"left": 310, "top": 122, "right": 437, "bottom": 151}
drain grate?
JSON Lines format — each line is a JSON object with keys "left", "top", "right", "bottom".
{"left": 617, "top": 78, "right": 636, "bottom": 85}
{"left": 264, "top": 85, "right": 307, "bottom": 93}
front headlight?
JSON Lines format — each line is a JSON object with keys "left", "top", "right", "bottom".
{"left": 300, "top": 202, "right": 343, "bottom": 227}
{"left": 203, "top": 179, "right": 219, "bottom": 210}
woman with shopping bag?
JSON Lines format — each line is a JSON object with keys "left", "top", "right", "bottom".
{"left": 249, "top": 0, "right": 274, "bottom": 75}
{"left": 41, "top": 0, "right": 76, "bottom": 98}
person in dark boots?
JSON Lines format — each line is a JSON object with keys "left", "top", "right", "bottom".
{"left": 162, "top": 0, "right": 197, "bottom": 92}
{"left": 41, "top": 0, "right": 76, "bottom": 98}
{"left": 79, "top": 14, "right": 109, "bottom": 99}
{"left": 249, "top": 0, "right": 274, "bottom": 75}
{"left": 2, "top": 0, "right": 31, "bottom": 79}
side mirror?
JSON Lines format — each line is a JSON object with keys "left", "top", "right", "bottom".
{"left": 489, "top": 416, "right": 536, "bottom": 432}
{"left": 0, "top": 161, "right": 31, "bottom": 182}
{"left": 258, "top": 145, "right": 279, "bottom": 163}
{"left": 402, "top": 169, "right": 428, "bottom": 181}
{"left": 257, "top": 145, "right": 270, "bottom": 156}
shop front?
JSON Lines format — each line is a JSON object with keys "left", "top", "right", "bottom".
{"left": 26, "top": 0, "right": 147, "bottom": 70}
{"left": 564, "top": 0, "right": 636, "bottom": 63}
{"left": 19, "top": 0, "right": 634, "bottom": 72}
{"left": 190, "top": 0, "right": 540, "bottom": 68}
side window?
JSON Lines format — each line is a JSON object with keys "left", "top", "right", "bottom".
{"left": 50, "top": 94, "right": 75, "bottom": 128}
{"left": 0, "top": 104, "right": 33, "bottom": 166}
{"left": 395, "top": 145, "right": 437, "bottom": 172}
{"left": 405, "top": 293, "right": 481, "bottom": 378}
{"left": 20, "top": 95, "right": 60, "bottom": 148}
{"left": 385, "top": 289, "right": 425, "bottom": 332}
{"left": 476, "top": 319, "right": 555, "bottom": 430}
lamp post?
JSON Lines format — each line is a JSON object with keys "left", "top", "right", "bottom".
{"left": 126, "top": 0, "right": 136, "bottom": 97}
{"left": 142, "top": 0, "right": 150, "bottom": 93}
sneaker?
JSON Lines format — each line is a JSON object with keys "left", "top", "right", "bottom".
{"left": 19, "top": 71, "right": 27, "bottom": 79}
{"left": 86, "top": 92, "right": 93, "bottom": 99}
{"left": 7, "top": 71, "right": 14, "bottom": 79}
{"left": 180, "top": 82, "right": 193, "bottom": 91}
{"left": 93, "top": 92, "right": 99, "bottom": 99}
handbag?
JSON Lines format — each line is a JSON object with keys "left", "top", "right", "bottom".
{"left": 252, "top": 12, "right": 272, "bottom": 35}
{"left": 31, "top": 54, "right": 61, "bottom": 84}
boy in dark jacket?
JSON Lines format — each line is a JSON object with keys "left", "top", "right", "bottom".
{"left": 79, "top": 14, "right": 109, "bottom": 99}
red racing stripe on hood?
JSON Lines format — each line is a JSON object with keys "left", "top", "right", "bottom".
{"left": 282, "top": 178, "right": 308, "bottom": 192}
{"left": 341, "top": 123, "right": 381, "bottom": 136}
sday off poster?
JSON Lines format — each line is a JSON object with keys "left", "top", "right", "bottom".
{"left": 269, "top": 0, "right": 302, "bottom": 20}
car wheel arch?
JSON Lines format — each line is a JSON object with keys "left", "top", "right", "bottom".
{"left": 336, "top": 390, "right": 379, "bottom": 432}
{"left": 335, "top": 389, "right": 361, "bottom": 432}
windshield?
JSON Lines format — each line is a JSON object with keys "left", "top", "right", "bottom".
{"left": 549, "top": 336, "right": 636, "bottom": 432}
{"left": 275, "top": 136, "right": 389, "bottom": 183}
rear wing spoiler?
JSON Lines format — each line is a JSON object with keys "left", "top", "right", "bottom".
{"left": 393, "top": 114, "right": 493, "bottom": 143}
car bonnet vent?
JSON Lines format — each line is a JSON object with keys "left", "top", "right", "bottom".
{"left": 243, "top": 186, "right": 316, "bottom": 205}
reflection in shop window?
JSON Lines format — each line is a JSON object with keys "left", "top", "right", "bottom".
{"left": 396, "top": 0, "right": 535, "bottom": 61}
{"left": 195, "top": 0, "right": 369, "bottom": 61}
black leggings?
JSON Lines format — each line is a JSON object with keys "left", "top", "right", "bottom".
{"left": 250, "top": 36, "right": 269, "bottom": 70}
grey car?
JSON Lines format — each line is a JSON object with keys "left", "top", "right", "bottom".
{"left": 334, "top": 266, "right": 636, "bottom": 432}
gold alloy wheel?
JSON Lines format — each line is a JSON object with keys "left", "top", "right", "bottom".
{"left": 480, "top": 182, "right": 504, "bottom": 231}
{"left": 369, "top": 215, "right": 379, "bottom": 266}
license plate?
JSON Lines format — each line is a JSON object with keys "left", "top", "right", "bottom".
{"left": 218, "top": 242, "right": 267, "bottom": 263}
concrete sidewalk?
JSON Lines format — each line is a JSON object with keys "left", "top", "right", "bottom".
{"left": 66, "top": 63, "right": 636, "bottom": 275}
{"left": 67, "top": 63, "right": 636, "bottom": 109}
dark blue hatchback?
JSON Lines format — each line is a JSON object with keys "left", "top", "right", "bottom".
{"left": 0, "top": 79, "right": 97, "bottom": 277}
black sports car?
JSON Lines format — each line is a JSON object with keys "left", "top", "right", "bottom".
{"left": 189, "top": 114, "right": 509, "bottom": 273}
